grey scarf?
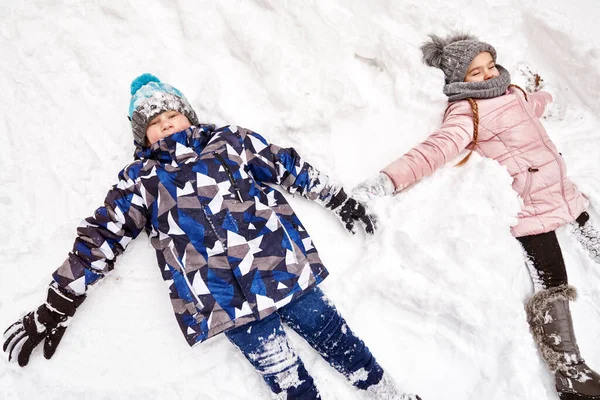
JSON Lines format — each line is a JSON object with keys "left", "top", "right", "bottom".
{"left": 443, "top": 65, "right": 511, "bottom": 102}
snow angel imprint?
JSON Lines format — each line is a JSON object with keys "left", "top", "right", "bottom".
{"left": 2, "top": 73, "right": 422, "bottom": 400}
{"left": 353, "top": 32, "right": 600, "bottom": 400}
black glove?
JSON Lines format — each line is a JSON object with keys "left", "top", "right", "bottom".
{"left": 325, "top": 188, "right": 376, "bottom": 235}
{"left": 3, "top": 282, "right": 85, "bottom": 367}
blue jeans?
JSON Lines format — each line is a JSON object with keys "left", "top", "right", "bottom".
{"left": 225, "top": 286, "right": 384, "bottom": 399}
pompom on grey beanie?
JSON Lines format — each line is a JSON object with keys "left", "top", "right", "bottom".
{"left": 421, "top": 32, "right": 497, "bottom": 84}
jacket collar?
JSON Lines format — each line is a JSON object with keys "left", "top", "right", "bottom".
{"left": 134, "top": 124, "right": 216, "bottom": 163}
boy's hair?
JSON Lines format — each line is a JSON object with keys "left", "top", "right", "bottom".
{"left": 129, "top": 74, "right": 199, "bottom": 147}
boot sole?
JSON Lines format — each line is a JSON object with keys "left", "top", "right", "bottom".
{"left": 560, "top": 393, "right": 600, "bottom": 400}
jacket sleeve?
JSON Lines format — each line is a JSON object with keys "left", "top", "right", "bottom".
{"left": 52, "top": 162, "right": 148, "bottom": 295}
{"left": 240, "top": 127, "right": 339, "bottom": 204}
{"left": 381, "top": 113, "right": 474, "bottom": 191}
{"left": 527, "top": 90, "right": 553, "bottom": 118}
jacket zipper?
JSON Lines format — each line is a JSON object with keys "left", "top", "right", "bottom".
{"left": 213, "top": 152, "right": 244, "bottom": 202}
{"left": 202, "top": 206, "right": 227, "bottom": 251}
{"left": 514, "top": 93, "right": 573, "bottom": 217}
{"left": 168, "top": 245, "right": 205, "bottom": 309}
{"left": 277, "top": 215, "right": 300, "bottom": 266}
{"left": 176, "top": 161, "right": 228, "bottom": 251}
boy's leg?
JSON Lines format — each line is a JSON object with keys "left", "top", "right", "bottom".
{"left": 277, "top": 286, "right": 413, "bottom": 398}
{"left": 224, "top": 313, "right": 321, "bottom": 400}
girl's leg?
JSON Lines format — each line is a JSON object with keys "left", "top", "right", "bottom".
{"left": 571, "top": 211, "right": 600, "bottom": 264}
{"left": 225, "top": 313, "right": 321, "bottom": 400}
{"left": 278, "top": 286, "right": 421, "bottom": 399}
{"left": 518, "top": 229, "right": 569, "bottom": 289}
{"left": 518, "top": 231, "right": 600, "bottom": 399}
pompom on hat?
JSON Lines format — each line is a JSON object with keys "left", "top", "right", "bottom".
{"left": 128, "top": 74, "right": 199, "bottom": 146}
{"left": 420, "top": 32, "right": 497, "bottom": 84}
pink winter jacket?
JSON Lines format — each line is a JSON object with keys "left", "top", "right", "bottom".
{"left": 382, "top": 87, "right": 588, "bottom": 237}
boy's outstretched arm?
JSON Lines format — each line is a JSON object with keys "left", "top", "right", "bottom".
{"left": 52, "top": 163, "right": 147, "bottom": 295}
{"left": 239, "top": 127, "right": 375, "bottom": 235}
{"left": 3, "top": 163, "right": 147, "bottom": 367}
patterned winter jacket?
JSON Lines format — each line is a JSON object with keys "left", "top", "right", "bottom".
{"left": 382, "top": 88, "right": 588, "bottom": 237}
{"left": 53, "top": 125, "right": 333, "bottom": 346}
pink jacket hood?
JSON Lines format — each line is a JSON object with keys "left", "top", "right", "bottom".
{"left": 382, "top": 88, "right": 587, "bottom": 237}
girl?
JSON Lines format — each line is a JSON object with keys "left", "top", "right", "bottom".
{"left": 353, "top": 33, "right": 600, "bottom": 400}
{"left": 3, "top": 74, "right": 421, "bottom": 400}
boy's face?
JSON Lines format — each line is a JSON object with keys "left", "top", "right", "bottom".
{"left": 464, "top": 52, "right": 499, "bottom": 82}
{"left": 146, "top": 110, "right": 192, "bottom": 145}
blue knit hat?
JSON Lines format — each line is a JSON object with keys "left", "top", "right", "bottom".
{"left": 129, "top": 74, "right": 199, "bottom": 146}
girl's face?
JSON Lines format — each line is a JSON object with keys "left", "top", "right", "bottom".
{"left": 146, "top": 110, "right": 192, "bottom": 145}
{"left": 464, "top": 52, "right": 499, "bottom": 82}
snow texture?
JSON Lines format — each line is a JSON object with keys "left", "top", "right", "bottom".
{"left": 1, "top": 0, "right": 600, "bottom": 399}
{"left": 357, "top": 372, "right": 406, "bottom": 400}
{"left": 571, "top": 220, "right": 600, "bottom": 265}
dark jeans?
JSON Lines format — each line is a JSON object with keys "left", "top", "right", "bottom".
{"left": 517, "top": 212, "right": 590, "bottom": 289}
{"left": 224, "top": 286, "right": 384, "bottom": 399}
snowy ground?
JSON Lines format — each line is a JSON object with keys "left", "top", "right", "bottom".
{"left": 1, "top": 1, "right": 599, "bottom": 399}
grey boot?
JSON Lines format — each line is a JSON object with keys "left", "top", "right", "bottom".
{"left": 526, "top": 285, "right": 600, "bottom": 399}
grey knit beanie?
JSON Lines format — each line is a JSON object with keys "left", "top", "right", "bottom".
{"left": 421, "top": 32, "right": 497, "bottom": 84}
{"left": 421, "top": 32, "right": 511, "bottom": 102}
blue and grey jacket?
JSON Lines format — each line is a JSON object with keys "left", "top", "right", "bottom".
{"left": 52, "top": 125, "right": 337, "bottom": 346}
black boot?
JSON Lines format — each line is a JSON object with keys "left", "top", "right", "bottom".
{"left": 527, "top": 285, "right": 600, "bottom": 399}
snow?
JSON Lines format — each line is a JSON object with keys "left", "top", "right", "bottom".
{"left": 1, "top": 0, "right": 600, "bottom": 399}
{"left": 571, "top": 219, "right": 600, "bottom": 264}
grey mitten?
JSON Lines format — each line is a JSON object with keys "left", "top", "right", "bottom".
{"left": 3, "top": 282, "right": 85, "bottom": 367}
{"left": 352, "top": 173, "right": 396, "bottom": 203}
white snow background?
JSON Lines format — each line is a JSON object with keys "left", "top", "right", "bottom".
{"left": 1, "top": 1, "right": 600, "bottom": 399}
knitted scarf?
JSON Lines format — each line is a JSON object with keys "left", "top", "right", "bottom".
{"left": 443, "top": 65, "right": 511, "bottom": 102}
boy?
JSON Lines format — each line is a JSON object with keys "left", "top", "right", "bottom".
{"left": 3, "top": 74, "right": 421, "bottom": 400}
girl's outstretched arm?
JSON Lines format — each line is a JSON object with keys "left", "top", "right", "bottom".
{"left": 527, "top": 90, "right": 553, "bottom": 118}
{"left": 354, "top": 113, "right": 473, "bottom": 200}
{"left": 381, "top": 114, "right": 474, "bottom": 191}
